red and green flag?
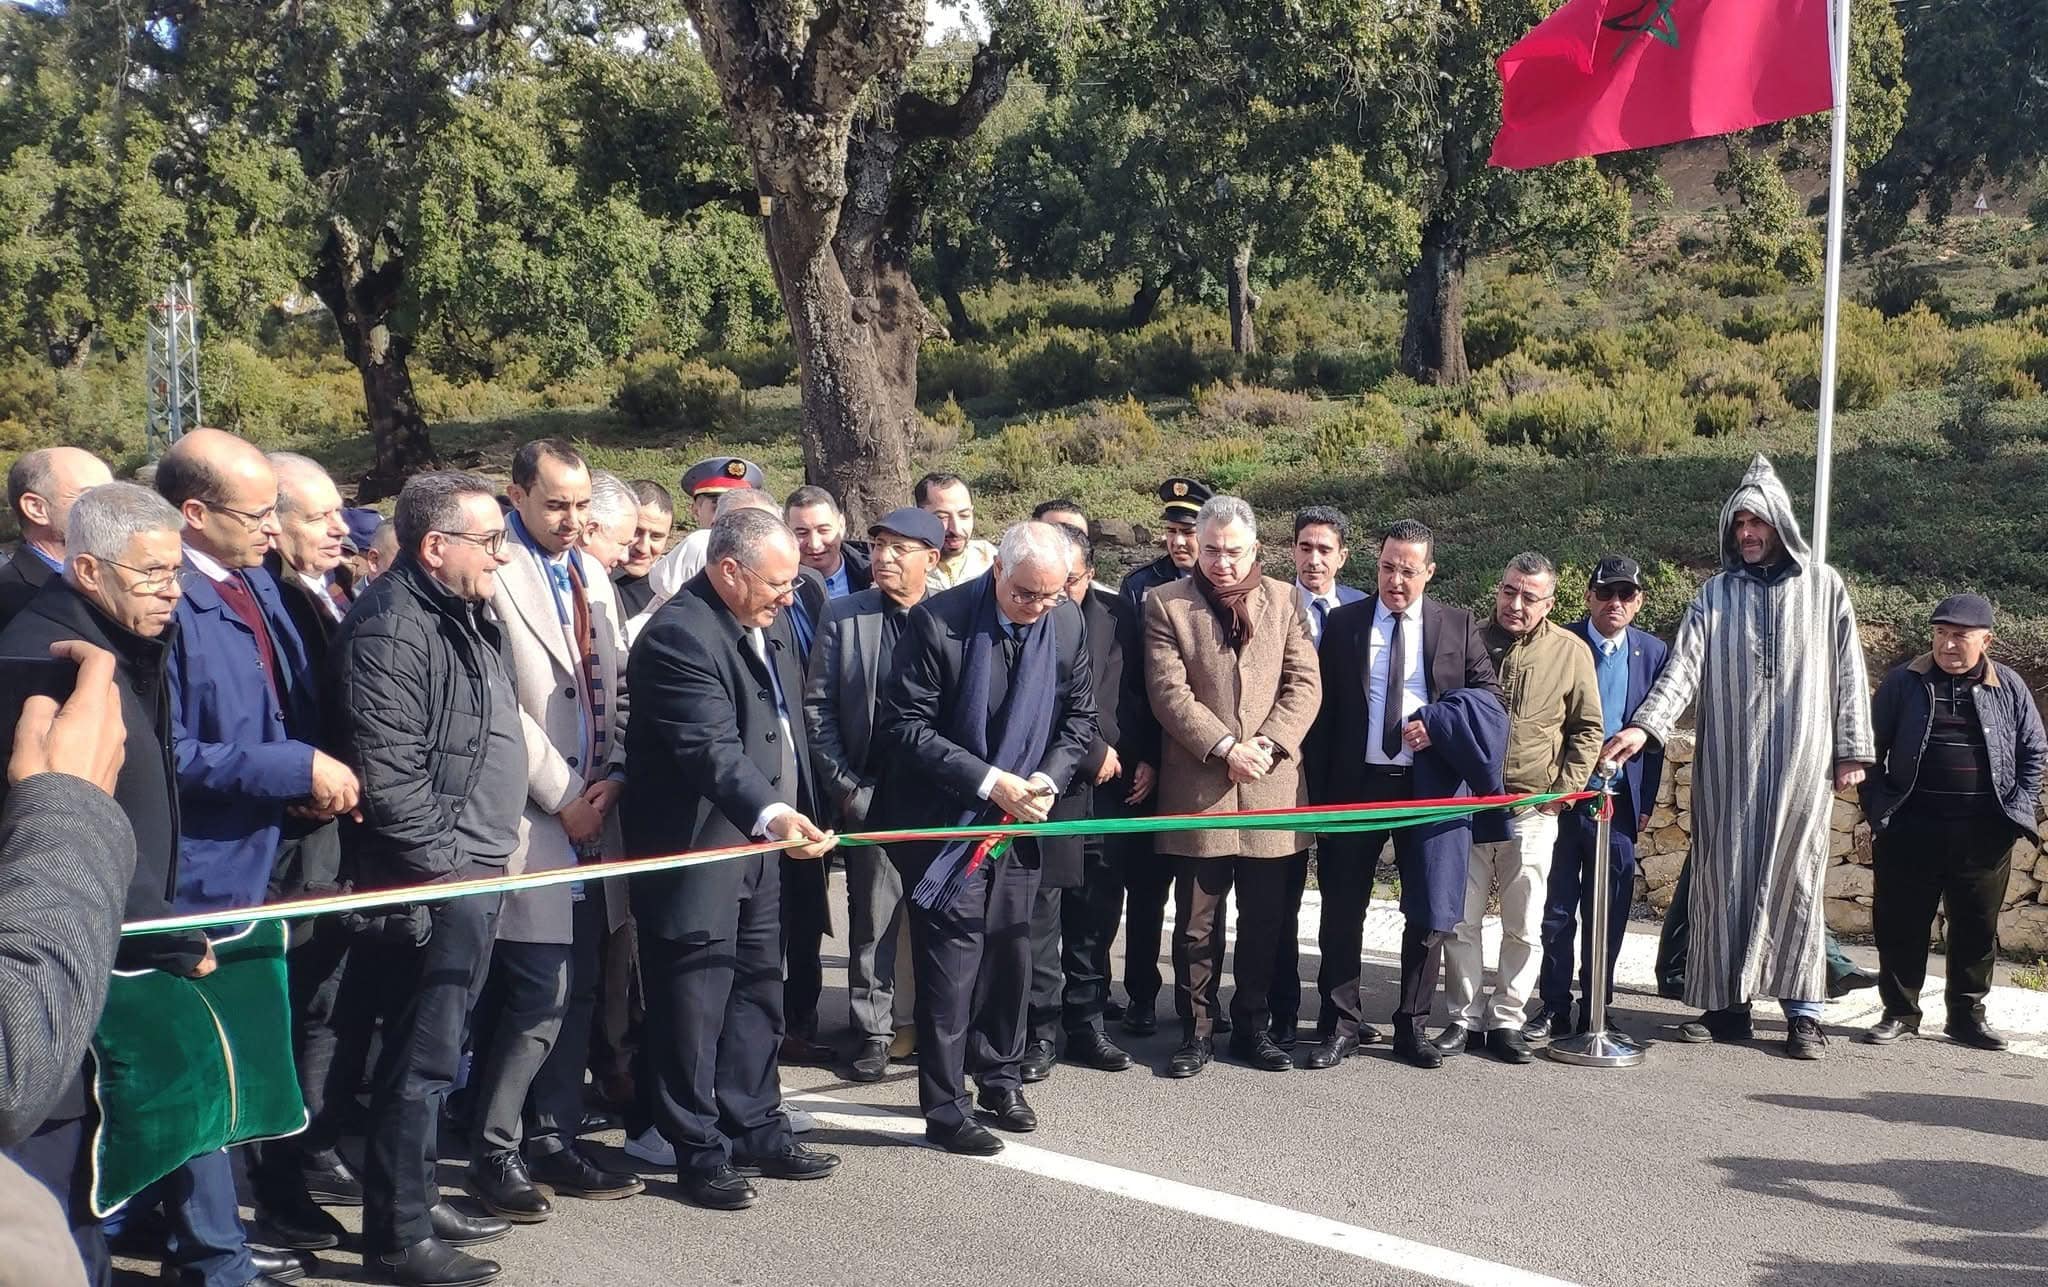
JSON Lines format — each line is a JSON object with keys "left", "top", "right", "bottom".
{"left": 1490, "top": 0, "right": 1836, "bottom": 170}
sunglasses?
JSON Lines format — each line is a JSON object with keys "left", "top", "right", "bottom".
{"left": 1592, "top": 584, "right": 1640, "bottom": 602}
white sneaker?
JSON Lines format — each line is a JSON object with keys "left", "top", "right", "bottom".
{"left": 782, "top": 1108, "right": 817, "bottom": 1134}
{"left": 623, "top": 1126, "right": 675, "bottom": 1167}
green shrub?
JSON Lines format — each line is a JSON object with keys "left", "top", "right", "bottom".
{"left": 1188, "top": 434, "right": 1267, "bottom": 492}
{"left": 612, "top": 352, "right": 745, "bottom": 431}
{"left": 1693, "top": 393, "right": 1750, "bottom": 438}
{"left": 1190, "top": 382, "right": 1314, "bottom": 430}
{"left": 917, "top": 394, "right": 971, "bottom": 454}
{"left": 978, "top": 418, "right": 1063, "bottom": 491}
{"left": 1463, "top": 311, "right": 1529, "bottom": 369}
{"left": 1480, "top": 372, "right": 1689, "bottom": 457}
{"left": 1121, "top": 328, "right": 1233, "bottom": 397}
{"left": 1401, "top": 442, "right": 1479, "bottom": 494}
{"left": 1994, "top": 280, "right": 2048, "bottom": 317}
{"left": 1312, "top": 394, "right": 1407, "bottom": 471}
{"left": 1762, "top": 326, "right": 1897, "bottom": 412}
{"left": 1882, "top": 305, "right": 1959, "bottom": 390}
{"left": 1422, "top": 408, "right": 1485, "bottom": 452}
{"left": 1541, "top": 326, "right": 1639, "bottom": 382}
{"left": 1066, "top": 395, "right": 1161, "bottom": 466}
{"left": 1721, "top": 301, "right": 1806, "bottom": 344}
{"left": 1471, "top": 351, "right": 1566, "bottom": 406}
{"left": 1692, "top": 262, "right": 1787, "bottom": 298}
{"left": 1290, "top": 346, "right": 1391, "bottom": 395}
{"left": 709, "top": 342, "right": 798, "bottom": 389}
{"left": 1004, "top": 331, "right": 1108, "bottom": 409}
{"left": 1864, "top": 257, "right": 1951, "bottom": 319}
{"left": 919, "top": 341, "right": 1002, "bottom": 403}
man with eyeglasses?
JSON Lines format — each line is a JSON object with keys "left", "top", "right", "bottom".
{"left": 0, "top": 446, "right": 112, "bottom": 629}
{"left": 802, "top": 507, "right": 944, "bottom": 1081}
{"left": 870, "top": 522, "right": 1097, "bottom": 1155}
{"left": 0, "top": 482, "right": 215, "bottom": 1285}
{"left": 330, "top": 471, "right": 526, "bottom": 1285}
{"left": 1434, "top": 553, "right": 1604, "bottom": 1064}
{"left": 1528, "top": 557, "right": 1669, "bottom": 1048}
{"left": 624, "top": 507, "right": 841, "bottom": 1211}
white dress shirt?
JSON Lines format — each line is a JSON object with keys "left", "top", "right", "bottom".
{"left": 748, "top": 625, "right": 799, "bottom": 838}
{"left": 1365, "top": 598, "right": 1428, "bottom": 766}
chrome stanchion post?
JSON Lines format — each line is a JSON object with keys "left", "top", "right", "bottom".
{"left": 1548, "top": 761, "right": 1645, "bottom": 1068}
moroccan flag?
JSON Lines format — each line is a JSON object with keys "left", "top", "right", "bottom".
{"left": 1490, "top": 0, "right": 1835, "bottom": 170}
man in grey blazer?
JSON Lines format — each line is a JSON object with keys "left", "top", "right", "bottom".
{"left": 803, "top": 507, "right": 944, "bottom": 1081}
{"left": 467, "top": 440, "right": 642, "bottom": 1223}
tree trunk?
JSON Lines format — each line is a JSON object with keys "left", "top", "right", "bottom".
{"left": 50, "top": 322, "right": 94, "bottom": 370}
{"left": 1400, "top": 216, "right": 1470, "bottom": 386}
{"left": 312, "top": 218, "right": 438, "bottom": 502}
{"left": 1226, "top": 240, "right": 1257, "bottom": 357}
{"left": 1125, "top": 273, "right": 1169, "bottom": 329}
{"left": 938, "top": 275, "right": 981, "bottom": 342}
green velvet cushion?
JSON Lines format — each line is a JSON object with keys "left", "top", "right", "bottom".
{"left": 88, "top": 918, "right": 307, "bottom": 1216}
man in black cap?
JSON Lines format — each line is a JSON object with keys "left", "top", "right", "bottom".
{"left": 802, "top": 506, "right": 944, "bottom": 1080}
{"left": 1530, "top": 556, "right": 1669, "bottom": 1044}
{"left": 1113, "top": 476, "right": 1209, "bottom": 1036}
{"left": 1859, "top": 593, "right": 2043, "bottom": 1052}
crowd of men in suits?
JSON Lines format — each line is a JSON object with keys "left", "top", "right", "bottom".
{"left": 0, "top": 433, "right": 2039, "bottom": 1287}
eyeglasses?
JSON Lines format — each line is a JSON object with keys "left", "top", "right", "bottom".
{"left": 1379, "top": 561, "right": 1427, "bottom": 579}
{"left": 100, "top": 558, "right": 180, "bottom": 594}
{"left": 1495, "top": 583, "right": 1556, "bottom": 606}
{"left": 434, "top": 528, "right": 510, "bottom": 555}
{"left": 736, "top": 561, "right": 800, "bottom": 599}
{"left": 1006, "top": 584, "right": 1066, "bottom": 608}
{"left": 204, "top": 499, "right": 278, "bottom": 528}
{"left": 1592, "top": 584, "right": 1640, "bottom": 603}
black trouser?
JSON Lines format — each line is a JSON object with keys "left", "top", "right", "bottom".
{"left": 1873, "top": 806, "right": 2019, "bottom": 1026}
{"left": 253, "top": 912, "right": 367, "bottom": 1204}
{"left": 1538, "top": 812, "right": 1638, "bottom": 1019}
{"left": 641, "top": 852, "right": 790, "bottom": 1175}
{"left": 1268, "top": 848, "right": 1312, "bottom": 1032}
{"left": 909, "top": 849, "right": 1038, "bottom": 1130}
{"left": 527, "top": 886, "right": 608, "bottom": 1156}
{"left": 298, "top": 943, "right": 382, "bottom": 1157}
{"left": 1121, "top": 848, "right": 1174, "bottom": 1013}
{"left": 780, "top": 853, "right": 828, "bottom": 1040}
{"left": 1027, "top": 836, "right": 1125, "bottom": 1044}
{"left": 361, "top": 882, "right": 501, "bottom": 1255}
{"left": 1174, "top": 854, "right": 1292, "bottom": 1040}
{"left": 1315, "top": 768, "right": 1414, "bottom": 1037}
{"left": 7, "top": 1113, "right": 109, "bottom": 1287}
{"left": 467, "top": 938, "right": 568, "bottom": 1155}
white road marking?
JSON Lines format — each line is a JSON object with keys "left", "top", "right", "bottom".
{"left": 791, "top": 1094, "right": 1586, "bottom": 1287}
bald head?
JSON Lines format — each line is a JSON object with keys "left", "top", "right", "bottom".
{"left": 269, "top": 452, "right": 348, "bottom": 576}
{"left": 8, "top": 446, "right": 112, "bottom": 554}
{"left": 157, "top": 428, "right": 281, "bottom": 569}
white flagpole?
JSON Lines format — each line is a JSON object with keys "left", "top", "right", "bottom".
{"left": 1812, "top": 0, "right": 1853, "bottom": 564}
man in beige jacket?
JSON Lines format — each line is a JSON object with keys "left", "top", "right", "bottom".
{"left": 1438, "top": 552, "right": 1604, "bottom": 1063}
{"left": 1144, "top": 495, "right": 1322, "bottom": 1079}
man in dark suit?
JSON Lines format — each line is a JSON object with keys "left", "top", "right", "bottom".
{"left": 1531, "top": 557, "right": 1669, "bottom": 1042}
{"left": 1307, "top": 519, "right": 1503, "bottom": 1070}
{"left": 1020, "top": 510, "right": 1137, "bottom": 1079}
{"left": 623, "top": 507, "right": 841, "bottom": 1212}
{"left": 1114, "top": 476, "right": 1208, "bottom": 1037}
{"left": 0, "top": 447, "right": 112, "bottom": 628}
{"left": 611, "top": 480, "right": 674, "bottom": 618}
{"left": 871, "top": 522, "right": 1097, "bottom": 1156}
{"left": 802, "top": 507, "right": 943, "bottom": 1081}
{"left": 786, "top": 485, "right": 871, "bottom": 599}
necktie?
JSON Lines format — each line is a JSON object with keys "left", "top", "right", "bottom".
{"left": 1380, "top": 610, "right": 1405, "bottom": 758}
{"left": 1312, "top": 599, "right": 1328, "bottom": 638}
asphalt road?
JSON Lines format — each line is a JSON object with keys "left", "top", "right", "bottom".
{"left": 120, "top": 890, "right": 2048, "bottom": 1287}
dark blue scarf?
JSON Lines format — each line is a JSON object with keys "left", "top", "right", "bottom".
{"left": 911, "top": 575, "right": 1059, "bottom": 910}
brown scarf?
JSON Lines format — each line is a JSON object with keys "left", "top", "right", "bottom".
{"left": 1194, "top": 566, "right": 1260, "bottom": 649}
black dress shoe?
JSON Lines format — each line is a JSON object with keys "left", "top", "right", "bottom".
{"left": 1356, "top": 1022, "right": 1385, "bottom": 1046}
{"left": 1429, "top": 1022, "right": 1477, "bottom": 1055}
{"left": 975, "top": 1087, "right": 1039, "bottom": 1132}
{"left": 1486, "top": 1028, "right": 1535, "bottom": 1064}
{"left": 526, "top": 1145, "right": 645, "bottom": 1199}
{"left": 1303, "top": 1033, "right": 1359, "bottom": 1070}
{"left": 257, "top": 1195, "right": 345, "bottom": 1250}
{"left": 1945, "top": 1020, "right": 2010, "bottom": 1051}
{"left": 849, "top": 1035, "right": 891, "bottom": 1082}
{"left": 1674, "top": 1007, "right": 1754, "bottom": 1043}
{"left": 1064, "top": 1029, "right": 1133, "bottom": 1071}
{"left": 462, "top": 1149, "right": 553, "bottom": 1223}
{"left": 1121, "top": 1002, "right": 1158, "bottom": 1037}
{"left": 299, "top": 1148, "right": 364, "bottom": 1206}
{"left": 779, "top": 1033, "right": 837, "bottom": 1065}
{"left": 1827, "top": 968, "right": 1878, "bottom": 1000}
{"left": 1521, "top": 1009, "right": 1558, "bottom": 1046}
{"left": 1104, "top": 997, "right": 1126, "bottom": 1021}
{"left": 1213, "top": 1014, "right": 1233, "bottom": 1035}
{"left": 734, "top": 1142, "right": 842, "bottom": 1180}
{"left": 1019, "top": 1039, "right": 1056, "bottom": 1084}
{"left": 1861, "top": 1015, "right": 1919, "bottom": 1045}
{"left": 678, "top": 1164, "right": 759, "bottom": 1210}
{"left": 248, "top": 1248, "right": 316, "bottom": 1283}
{"left": 1227, "top": 1031, "right": 1294, "bottom": 1072}
{"left": 1269, "top": 1018, "right": 1299, "bottom": 1051}
{"left": 428, "top": 1202, "right": 511, "bottom": 1248}
{"left": 1393, "top": 1029, "right": 1444, "bottom": 1069}
{"left": 372, "top": 1236, "right": 501, "bottom": 1287}
{"left": 1165, "top": 1036, "right": 1213, "bottom": 1078}
{"left": 576, "top": 1109, "right": 620, "bottom": 1136}
{"left": 927, "top": 1120, "right": 1005, "bottom": 1156}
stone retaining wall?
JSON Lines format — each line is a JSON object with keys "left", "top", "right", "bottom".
{"left": 1636, "top": 730, "right": 2048, "bottom": 956}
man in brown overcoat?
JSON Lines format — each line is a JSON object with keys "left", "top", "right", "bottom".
{"left": 1144, "top": 494, "right": 1322, "bottom": 1078}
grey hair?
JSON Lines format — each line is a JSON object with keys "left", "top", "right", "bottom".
{"left": 1195, "top": 494, "right": 1257, "bottom": 539}
{"left": 589, "top": 470, "right": 636, "bottom": 530}
{"left": 996, "top": 520, "right": 1069, "bottom": 574}
{"left": 712, "top": 486, "right": 777, "bottom": 519}
{"left": 368, "top": 518, "right": 399, "bottom": 560}
{"left": 706, "top": 506, "right": 791, "bottom": 567}
{"left": 266, "top": 451, "right": 333, "bottom": 517}
{"left": 394, "top": 471, "right": 499, "bottom": 553}
{"left": 1505, "top": 551, "right": 1556, "bottom": 583}
{"left": 65, "top": 482, "right": 181, "bottom": 566}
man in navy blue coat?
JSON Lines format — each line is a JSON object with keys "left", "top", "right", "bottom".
{"left": 1531, "top": 557, "right": 1668, "bottom": 1042}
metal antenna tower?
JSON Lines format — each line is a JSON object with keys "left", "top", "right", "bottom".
{"left": 145, "top": 272, "right": 202, "bottom": 459}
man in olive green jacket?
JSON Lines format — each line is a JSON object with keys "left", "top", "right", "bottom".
{"left": 1438, "top": 553, "right": 1604, "bottom": 1063}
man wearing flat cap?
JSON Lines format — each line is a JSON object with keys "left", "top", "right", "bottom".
{"left": 802, "top": 507, "right": 945, "bottom": 1081}
{"left": 1112, "top": 475, "right": 1211, "bottom": 1037}
{"left": 1860, "top": 593, "right": 2044, "bottom": 1052}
